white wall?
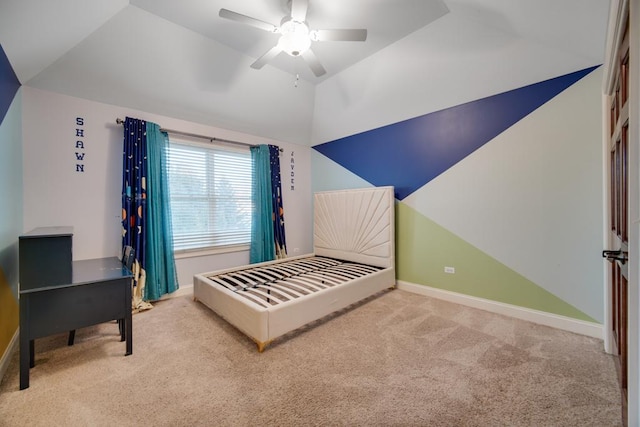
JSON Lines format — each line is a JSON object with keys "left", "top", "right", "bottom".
{"left": 309, "top": 9, "right": 605, "bottom": 324}
{"left": 0, "top": 89, "right": 22, "bottom": 299}
{"left": 21, "top": 86, "right": 313, "bottom": 287}
{"left": 312, "top": 12, "right": 603, "bottom": 145}
{"left": 406, "top": 69, "right": 604, "bottom": 321}
{"left": 25, "top": 5, "right": 316, "bottom": 146}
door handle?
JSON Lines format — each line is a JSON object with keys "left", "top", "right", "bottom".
{"left": 602, "top": 249, "right": 628, "bottom": 264}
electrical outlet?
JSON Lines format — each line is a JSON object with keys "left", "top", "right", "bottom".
{"left": 444, "top": 266, "right": 455, "bottom": 274}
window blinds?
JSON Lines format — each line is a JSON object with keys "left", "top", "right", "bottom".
{"left": 166, "top": 140, "right": 252, "bottom": 251}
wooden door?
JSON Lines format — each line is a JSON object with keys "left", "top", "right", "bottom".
{"left": 605, "top": 16, "right": 630, "bottom": 426}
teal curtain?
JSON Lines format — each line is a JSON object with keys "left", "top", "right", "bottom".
{"left": 250, "top": 145, "right": 275, "bottom": 263}
{"left": 144, "top": 122, "right": 179, "bottom": 300}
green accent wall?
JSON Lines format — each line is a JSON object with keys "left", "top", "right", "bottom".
{"left": 396, "top": 202, "right": 596, "bottom": 323}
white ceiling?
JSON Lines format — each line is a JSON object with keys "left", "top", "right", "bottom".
{"left": 0, "top": 0, "right": 610, "bottom": 144}
{"left": 130, "top": 0, "right": 451, "bottom": 82}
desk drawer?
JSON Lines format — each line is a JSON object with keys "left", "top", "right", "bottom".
{"left": 24, "top": 279, "right": 129, "bottom": 339}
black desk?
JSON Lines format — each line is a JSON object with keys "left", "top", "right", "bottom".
{"left": 19, "top": 257, "right": 133, "bottom": 390}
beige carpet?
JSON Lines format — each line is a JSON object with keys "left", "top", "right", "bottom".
{"left": 0, "top": 289, "right": 622, "bottom": 426}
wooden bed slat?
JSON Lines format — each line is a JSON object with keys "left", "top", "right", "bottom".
{"left": 285, "top": 276, "right": 328, "bottom": 291}
{"left": 250, "top": 269, "right": 283, "bottom": 281}
{"left": 207, "top": 276, "right": 239, "bottom": 292}
{"left": 255, "top": 285, "right": 292, "bottom": 301}
{"left": 234, "top": 271, "right": 267, "bottom": 286}
{"left": 218, "top": 274, "right": 250, "bottom": 289}
{"left": 237, "top": 289, "right": 273, "bottom": 308}
{"left": 303, "top": 272, "right": 344, "bottom": 285}
{"left": 206, "top": 257, "right": 383, "bottom": 309}
{"left": 269, "top": 282, "right": 306, "bottom": 298}
{"left": 274, "top": 280, "right": 314, "bottom": 295}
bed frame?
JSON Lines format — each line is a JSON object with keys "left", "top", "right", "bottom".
{"left": 193, "top": 186, "right": 396, "bottom": 351}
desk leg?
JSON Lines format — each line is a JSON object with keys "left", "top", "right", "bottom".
{"left": 125, "top": 280, "right": 132, "bottom": 356}
{"left": 19, "top": 295, "right": 29, "bottom": 390}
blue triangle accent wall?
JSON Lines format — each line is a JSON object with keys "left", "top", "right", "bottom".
{"left": 313, "top": 66, "right": 599, "bottom": 200}
{"left": 0, "top": 44, "right": 21, "bottom": 127}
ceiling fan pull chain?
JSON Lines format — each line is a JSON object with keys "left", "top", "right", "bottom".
{"left": 294, "top": 73, "right": 299, "bottom": 88}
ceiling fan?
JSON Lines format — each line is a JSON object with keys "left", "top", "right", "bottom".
{"left": 219, "top": 0, "right": 367, "bottom": 77}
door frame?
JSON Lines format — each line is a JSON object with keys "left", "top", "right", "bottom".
{"left": 603, "top": 0, "right": 639, "bottom": 425}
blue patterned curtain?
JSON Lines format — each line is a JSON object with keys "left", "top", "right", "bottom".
{"left": 145, "top": 122, "right": 179, "bottom": 300}
{"left": 250, "top": 145, "right": 275, "bottom": 263}
{"left": 122, "top": 117, "right": 147, "bottom": 276}
{"left": 122, "top": 117, "right": 178, "bottom": 305}
{"left": 250, "top": 144, "right": 287, "bottom": 263}
{"left": 270, "top": 145, "right": 287, "bottom": 259}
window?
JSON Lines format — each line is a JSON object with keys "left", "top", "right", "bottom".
{"left": 166, "top": 139, "right": 252, "bottom": 252}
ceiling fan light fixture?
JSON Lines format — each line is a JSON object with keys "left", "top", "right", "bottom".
{"left": 277, "top": 20, "right": 311, "bottom": 56}
{"left": 219, "top": 6, "right": 367, "bottom": 77}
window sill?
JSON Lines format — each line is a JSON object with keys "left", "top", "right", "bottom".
{"left": 174, "top": 244, "right": 250, "bottom": 260}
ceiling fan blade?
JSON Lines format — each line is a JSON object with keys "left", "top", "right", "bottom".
{"left": 219, "top": 9, "right": 277, "bottom": 33}
{"left": 301, "top": 49, "right": 326, "bottom": 77}
{"left": 290, "top": 0, "right": 309, "bottom": 22}
{"left": 251, "top": 45, "right": 283, "bottom": 70}
{"left": 313, "top": 29, "right": 367, "bottom": 42}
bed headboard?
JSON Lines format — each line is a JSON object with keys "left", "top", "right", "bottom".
{"left": 313, "top": 186, "right": 395, "bottom": 269}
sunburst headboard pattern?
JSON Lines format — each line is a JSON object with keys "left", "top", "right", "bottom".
{"left": 313, "top": 186, "right": 395, "bottom": 269}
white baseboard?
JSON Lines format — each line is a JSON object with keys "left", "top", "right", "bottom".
{"left": 397, "top": 281, "right": 603, "bottom": 339}
{"left": 158, "top": 283, "right": 193, "bottom": 301}
{"left": 0, "top": 329, "right": 19, "bottom": 385}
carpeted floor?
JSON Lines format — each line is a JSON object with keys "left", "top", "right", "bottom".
{"left": 0, "top": 289, "right": 622, "bottom": 426}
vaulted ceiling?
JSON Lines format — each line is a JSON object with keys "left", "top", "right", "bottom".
{"left": 0, "top": 0, "right": 610, "bottom": 145}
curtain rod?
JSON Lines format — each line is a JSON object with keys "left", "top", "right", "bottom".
{"left": 115, "top": 118, "right": 282, "bottom": 151}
